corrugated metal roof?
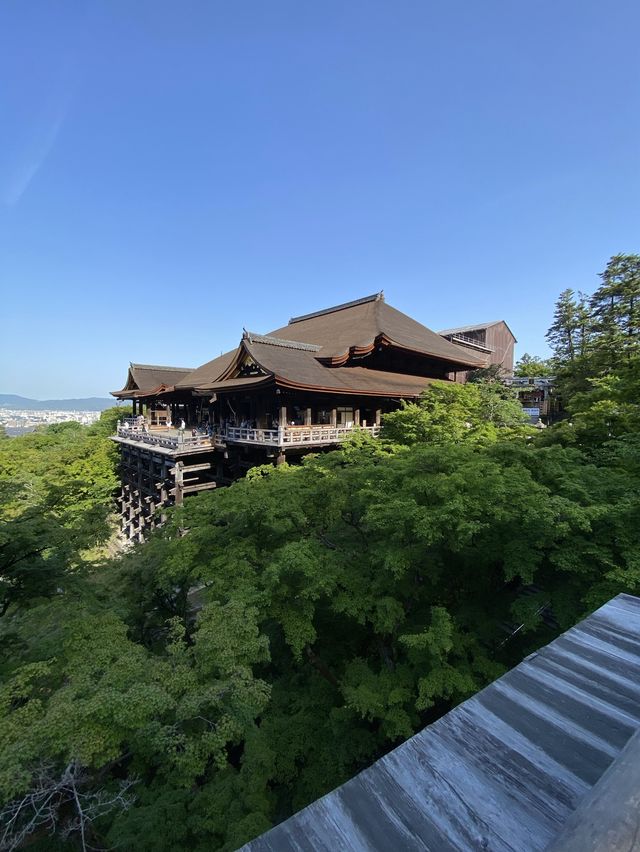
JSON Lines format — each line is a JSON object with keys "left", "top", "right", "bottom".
{"left": 243, "top": 594, "right": 640, "bottom": 852}
{"left": 439, "top": 320, "right": 517, "bottom": 343}
{"left": 438, "top": 321, "right": 504, "bottom": 336}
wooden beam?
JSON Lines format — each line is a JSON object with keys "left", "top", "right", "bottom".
{"left": 170, "top": 482, "right": 217, "bottom": 495}
{"left": 169, "top": 462, "right": 211, "bottom": 474}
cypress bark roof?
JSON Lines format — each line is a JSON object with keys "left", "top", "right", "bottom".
{"left": 111, "top": 363, "right": 195, "bottom": 397}
{"left": 170, "top": 295, "right": 488, "bottom": 397}
{"left": 268, "top": 293, "right": 486, "bottom": 365}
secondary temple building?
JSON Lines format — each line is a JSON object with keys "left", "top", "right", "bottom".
{"left": 111, "top": 293, "right": 515, "bottom": 539}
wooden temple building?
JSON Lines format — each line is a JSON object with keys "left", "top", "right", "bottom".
{"left": 438, "top": 319, "right": 517, "bottom": 380}
{"left": 111, "top": 294, "right": 515, "bottom": 540}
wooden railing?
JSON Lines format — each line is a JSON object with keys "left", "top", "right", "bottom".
{"left": 223, "top": 424, "right": 381, "bottom": 446}
{"left": 116, "top": 421, "right": 381, "bottom": 450}
{"left": 447, "top": 333, "right": 494, "bottom": 352}
{"left": 116, "top": 421, "right": 214, "bottom": 450}
{"left": 223, "top": 426, "right": 280, "bottom": 444}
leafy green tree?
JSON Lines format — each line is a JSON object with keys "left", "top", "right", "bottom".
{"left": 0, "top": 603, "right": 270, "bottom": 850}
{"left": 100, "top": 422, "right": 640, "bottom": 848}
{"left": 382, "top": 380, "right": 527, "bottom": 446}
{"left": 514, "top": 353, "right": 554, "bottom": 377}
{"left": 0, "top": 420, "right": 119, "bottom": 619}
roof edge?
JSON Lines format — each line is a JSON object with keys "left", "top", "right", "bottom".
{"left": 130, "top": 363, "right": 195, "bottom": 372}
{"left": 289, "top": 292, "right": 384, "bottom": 325}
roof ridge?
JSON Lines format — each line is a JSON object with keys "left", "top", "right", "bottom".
{"left": 288, "top": 292, "right": 384, "bottom": 325}
{"left": 243, "top": 331, "right": 322, "bottom": 352}
{"left": 131, "top": 363, "right": 195, "bottom": 371}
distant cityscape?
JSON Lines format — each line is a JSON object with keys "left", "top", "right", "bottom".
{"left": 0, "top": 408, "right": 102, "bottom": 436}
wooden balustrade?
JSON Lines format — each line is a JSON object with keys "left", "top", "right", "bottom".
{"left": 116, "top": 420, "right": 381, "bottom": 450}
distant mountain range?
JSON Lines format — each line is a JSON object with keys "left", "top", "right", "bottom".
{"left": 0, "top": 394, "right": 115, "bottom": 412}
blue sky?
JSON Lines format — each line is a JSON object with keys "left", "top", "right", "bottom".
{"left": 1, "top": 1, "right": 639, "bottom": 398}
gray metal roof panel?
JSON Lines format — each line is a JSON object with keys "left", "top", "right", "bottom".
{"left": 243, "top": 594, "right": 640, "bottom": 851}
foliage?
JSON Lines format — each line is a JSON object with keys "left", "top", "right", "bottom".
{"left": 2, "top": 267, "right": 640, "bottom": 850}
{"left": 545, "top": 255, "right": 640, "bottom": 443}
{"left": 382, "top": 380, "right": 528, "bottom": 446}
{"left": 0, "top": 412, "right": 123, "bottom": 619}
{"left": 546, "top": 288, "right": 591, "bottom": 364}
{"left": 514, "top": 353, "right": 554, "bottom": 377}
{"left": 83, "top": 427, "right": 640, "bottom": 847}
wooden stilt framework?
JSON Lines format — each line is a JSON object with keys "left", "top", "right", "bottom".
{"left": 117, "top": 444, "right": 218, "bottom": 541}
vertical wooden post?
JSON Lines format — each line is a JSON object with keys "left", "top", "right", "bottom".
{"left": 375, "top": 409, "right": 382, "bottom": 426}
{"left": 279, "top": 405, "right": 287, "bottom": 427}
{"left": 137, "top": 454, "right": 143, "bottom": 503}
{"left": 160, "top": 481, "right": 168, "bottom": 523}
{"left": 132, "top": 398, "right": 137, "bottom": 417}
{"left": 276, "top": 451, "right": 286, "bottom": 466}
{"left": 354, "top": 408, "right": 361, "bottom": 426}
{"left": 331, "top": 408, "right": 337, "bottom": 427}
{"left": 174, "top": 461, "right": 184, "bottom": 506}
{"left": 305, "top": 407, "right": 312, "bottom": 426}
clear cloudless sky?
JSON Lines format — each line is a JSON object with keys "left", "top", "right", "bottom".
{"left": 1, "top": 0, "right": 639, "bottom": 398}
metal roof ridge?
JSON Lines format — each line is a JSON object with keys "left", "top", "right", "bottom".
{"left": 243, "top": 331, "right": 322, "bottom": 352}
{"left": 130, "top": 362, "right": 195, "bottom": 372}
{"left": 288, "top": 292, "right": 384, "bottom": 325}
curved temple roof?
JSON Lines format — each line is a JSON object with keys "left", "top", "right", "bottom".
{"left": 169, "top": 294, "right": 488, "bottom": 398}
{"left": 111, "top": 363, "right": 195, "bottom": 398}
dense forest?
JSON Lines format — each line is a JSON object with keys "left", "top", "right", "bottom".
{"left": 1, "top": 255, "right": 639, "bottom": 851}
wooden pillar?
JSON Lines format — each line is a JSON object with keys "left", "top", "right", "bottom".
{"left": 276, "top": 451, "right": 286, "bottom": 466}
{"left": 160, "top": 481, "right": 168, "bottom": 523}
{"left": 132, "top": 398, "right": 137, "bottom": 416}
{"left": 354, "top": 408, "right": 361, "bottom": 426}
{"left": 120, "top": 485, "right": 127, "bottom": 533}
{"left": 304, "top": 407, "right": 312, "bottom": 426}
{"left": 375, "top": 408, "right": 382, "bottom": 426}
{"left": 279, "top": 405, "right": 287, "bottom": 427}
{"left": 137, "top": 453, "right": 143, "bottom": 501}
{"left": 174, "top": 461, "right": 184, "bottom": 506}
{"left": 330, "top": 408, "right": 337, "bottom": 427}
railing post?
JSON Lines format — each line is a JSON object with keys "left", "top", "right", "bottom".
{"left": 277, "top": 426, "right": 284, "bottom": 446}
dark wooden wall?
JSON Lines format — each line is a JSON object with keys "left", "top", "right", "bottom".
{"left": 486, "top": 322, "right": 515, "bottom": 373}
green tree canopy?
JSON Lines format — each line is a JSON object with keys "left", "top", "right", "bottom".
{"left": 514, "top": 353, "right": 554, "bottom": 377}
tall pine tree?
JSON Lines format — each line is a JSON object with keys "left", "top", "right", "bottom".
{"left": 590, "top": 254, "right": 640, "bottom": 370}
{"left": 545, "top": 288, "right": 590, "bottom": 363}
